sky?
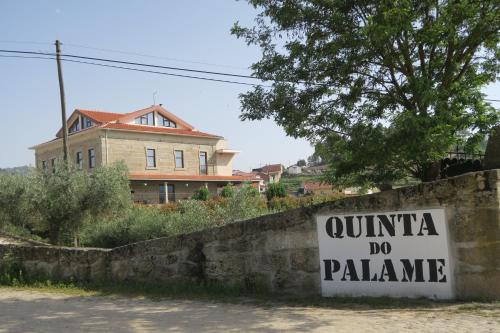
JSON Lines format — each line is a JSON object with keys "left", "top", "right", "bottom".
{"left": 0, "top": 1, "right": 498, "bottom": 170}
{"left": 0, "top": 0, "right": 314, "bottom": 170}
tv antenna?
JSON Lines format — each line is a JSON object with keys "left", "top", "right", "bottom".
{"left": 152, "top": 91, "right": 158, "bottom": 105}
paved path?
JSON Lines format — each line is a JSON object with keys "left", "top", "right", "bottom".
{"left": 0, "top": 290, "right": 498, "bottom": 332}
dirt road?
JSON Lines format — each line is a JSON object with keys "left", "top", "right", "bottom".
{"left": 0, "top": 290, "right": 498, "bottom": 332}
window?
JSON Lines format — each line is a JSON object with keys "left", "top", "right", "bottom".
{"left": 76, "top": 151, "right": 83, "bottom": 169}
{"left": 167, "top": 184, "right": 175, "bottom": 202}
{"left": 199, "top": 152, "right": 207, "bottom": 175}
{"left": 69, "top": 119, "right": 80, "bottom": 133}
{"left": 51, "top": 158, "right": 56, "bottom": 173}
{"left": 146, "top": 148, "right": 156, "bottom": 168}
{"left": 41, "top": 160, "right": 47, "bottom": 169}
{"left": 175, "top": 150, "right": 184, "bottom": 168}
{"left": 88, "top": 148, "right": 95, "bottom": 168}
{"left": 81, "top": 116, "right": 94, "bottom": 129}
{"left": 134, "top": 112, "right": 154, "bottom": 125}
{"left": 159, "top": 115, "right": 177, "bottom": 128}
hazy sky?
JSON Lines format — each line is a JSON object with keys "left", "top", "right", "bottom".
{"left": 0, "top": 1, "right": 498, "bottom": 169}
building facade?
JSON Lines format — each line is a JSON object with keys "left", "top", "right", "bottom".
{"left": 251, "top": 164, "right": 284, "bottom": 183}
{"left": 31, "top": 105, "right": 257, "bottom": 203}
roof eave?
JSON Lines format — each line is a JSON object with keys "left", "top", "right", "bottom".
{"left": 104, "top": 126, "right": 223, "bottom": 139}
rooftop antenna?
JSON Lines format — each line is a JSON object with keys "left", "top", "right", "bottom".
{"left": 152, "top": 91, "right": 158, "bottom": 105}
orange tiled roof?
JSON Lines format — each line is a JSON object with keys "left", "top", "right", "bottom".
{"left": 101, "top": 123, "right": 220, "bottom": 138}
{"left": 54, "top": 105, "right": 221, "bottom": 139}
{"left": 77, "top": 109, "right": 124, "bottom": 123}
{"left": 253, "top": 164, "right": 283, "bottom": 173}
{"left": 129, "top": 173, "right": 260, "bottom": 182}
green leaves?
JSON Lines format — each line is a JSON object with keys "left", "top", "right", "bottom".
{"left": 1, "top": 161, "right": 132, "bottom": 245}
{"left": 234, "top": 0, "right": 500, "bottom": 185}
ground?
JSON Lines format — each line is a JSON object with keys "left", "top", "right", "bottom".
{"left": 0, "top": 289, "right": 498, "bottom": 333}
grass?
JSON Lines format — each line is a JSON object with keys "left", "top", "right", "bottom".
{"left": 1, "top": 280, "right": 499, "bottom": 316}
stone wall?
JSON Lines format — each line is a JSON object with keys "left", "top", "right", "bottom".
{"left": 1, "top": 169, "right": 499, "bottom": 299}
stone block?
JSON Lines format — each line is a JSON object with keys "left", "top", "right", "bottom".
{"left": 290, "top": 248, "right": 319, "bottom": 273}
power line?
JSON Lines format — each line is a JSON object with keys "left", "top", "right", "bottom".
{"left": 0, "top": 54, "right": 270, "bottom": 87}
{"left": 0, "top": 40, "right": 51, "bottom": 46}
{"left": 0, "top": 49, "right": 260, "bottom": 81}
{"left": 63, "top": 42, "right": 251, "bottom": 71}
{"left": 0, "top": 49, "right": 499, "bottom": 102}
{"left": 0, "top": 40, "right": 251, "bottom": 71}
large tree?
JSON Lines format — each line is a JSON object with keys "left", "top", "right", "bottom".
{"left": 232, "top": 0, "right": 499, "bottom": 187}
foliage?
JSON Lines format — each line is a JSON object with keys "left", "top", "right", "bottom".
{"left": 280, "top": 174, "right": 323, "bottom": 193}
{"left": 192, "top": 187, "right": 210, "bottom": 201}
{"left": 220, "top": 184, "right": 235, "bottom": 198}
{"left": 266, "top": 182, "right": 287, "bottom": 200}
{"left": 0, "top": 253, "right": 26, "bottom": 286}
{"left": 307, "top": 153, "right": 323, "bottom": 166}
{"left": 0, "top": 173, "right": 34, "bottom": 230}
{"left": 81, "top": 185, "right": 268, "bottom": 248}
{"left": 296, "top": 159, "right": 307, "bottom": 167}
{"left": 0, "top": 161, "right": 131, "bottom": 245}
{"left": 268, "top": 193, "right": 346, "bottom": 212}
{"left": 232, "top": 0, "right": 500, "bottom": 186}
{"left": 213, "top": 185, "right": 268, "bottom": 223}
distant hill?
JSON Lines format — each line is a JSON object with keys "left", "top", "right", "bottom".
{"left": 0, "top": 165, "right": 34, "bottom": 176}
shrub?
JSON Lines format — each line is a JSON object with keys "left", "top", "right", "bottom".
{"left": 220, "top": 184, "right": 235, "bottom": 198}
{"left": 268, "top": 196, "right": 301, "bottom": 211}
{"left": 192, "top": 187, "right": 210, "bottom": 201}
{"left": 158, "top": 202, "right": 181, "bottom": 214}
{"left": 268, "top": 193, "right": 347, "bottom": 212}
{"left": 266, "top": 182, "right": 287, "bottom": 200}
{"left": 80, "top": 185, "right": 268, "bottom": 248}
{"left": 214, "top": 185, "right": 267, "bottom": 223}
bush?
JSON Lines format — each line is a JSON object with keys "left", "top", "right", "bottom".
{"left": 80, "top": 185, "right": 268, "bottom": 248}
{"left": 266, "top": 182, "right": 287, "bottom": 200}
{"left": 158, "top": 202, "right": 181, "bottom": 214}
{"left": 268, "top": 193, "right": 347, "bottom": 212}
{"left": 268, "top": 196, "right": 301, "bottom": 211}
{"left": 220, "top": 184, "right": 234, "bottom": 198}
{"left": 192, "top": 187, "right": 210, "bottom": 201}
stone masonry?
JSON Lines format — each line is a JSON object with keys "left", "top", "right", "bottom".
{"left": 1, "top": 169, "right": 499, "bottom": 299}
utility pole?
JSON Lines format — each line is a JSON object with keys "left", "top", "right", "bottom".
{"left": 55, "top": 40, "right": 69, "bottom": 162}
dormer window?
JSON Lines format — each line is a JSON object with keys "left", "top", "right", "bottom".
{"left": 82, "top": 116, "right": 94, "bottom": 129}
{"left": 159, "top": 115, "right": 177, "bottom": 128}
{"left": 69, "top": 120, "right": 80, "bottom": 133}
{"left": 68, "top": 115, "right": 94, "bottom": 134}
{"left": 135, "top": 112, "right": 154, "bottom": 125}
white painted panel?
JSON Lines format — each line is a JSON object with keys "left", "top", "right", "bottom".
{"left": 316, "top": 209, "right": 454, "bottom": 299}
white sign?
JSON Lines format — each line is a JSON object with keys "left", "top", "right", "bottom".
{"left": 316, "top": 209, "right": 454, "bottom": 299}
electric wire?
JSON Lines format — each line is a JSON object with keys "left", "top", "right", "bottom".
{"left": 0, "top": 54, "right": 271, "bottom": 87}
{"left": 0, "top": 40, "right": 250, "bottom": 71}
{"left": 0, "top": 49, "right": 499, "bottom": 103}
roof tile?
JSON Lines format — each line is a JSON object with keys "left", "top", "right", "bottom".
{"left": 101, "top": 123, "right": 220, "bottom": 138}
